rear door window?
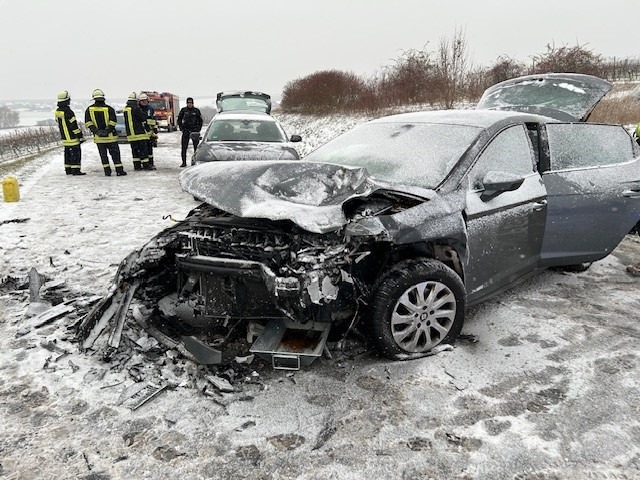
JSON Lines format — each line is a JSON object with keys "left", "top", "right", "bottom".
{"left": 546, "top": 123, "right": 635, "bottom": 170}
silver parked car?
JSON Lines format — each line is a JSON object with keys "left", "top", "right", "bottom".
{"left": 192, "top": 111, "right": 301, "bottom": 164}
{"left": 80, "top": 73, "right": 640, "bottom": 367}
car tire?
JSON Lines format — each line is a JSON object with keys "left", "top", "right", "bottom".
{"left": 553, "top": 262, "right": 592, "bottom": 273}
{"left": 370, "top": 259, "right": 465, "bottom": 359}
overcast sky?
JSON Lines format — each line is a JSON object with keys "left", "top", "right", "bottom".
{"left": 0, "top": 0, "right": 637, "bottom": 103}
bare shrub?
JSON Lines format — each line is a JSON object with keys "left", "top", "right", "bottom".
{"left": 487, "top": 56, "right": 526, "bottom": 85}
{"left": 378, "top": 47, "right": 438, "bottom": 107}
{"left": 278, "top": 31, "right": 640, "bottom": 121}
{"left": 531, "top": 43, "right": 604, "bottom": 76}
{"left": 281, "top": 70, "right": 369, "bottom": 114}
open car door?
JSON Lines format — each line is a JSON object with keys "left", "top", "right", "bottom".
{"left": 540, "top": 122, "right": 640, "bottom": 267}
{"left": 477, "top": 73, "right": 612, "bottom": 122}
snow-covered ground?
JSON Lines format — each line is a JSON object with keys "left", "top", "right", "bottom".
{"left": 1, "top": 115, "right": 640, "bottom": 479}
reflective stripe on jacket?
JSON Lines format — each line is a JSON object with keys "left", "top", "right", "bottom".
{"left": 55, "top": 106, "right": 82, "bottom": 146}
{"left": 85, "top": 103, "right": 119, "bottom": 144}
{"left": 123, "top": 100, "right": 149, "bottom": 142}
{"left": 141, "top": 105, "right": 157, "bottom": 138}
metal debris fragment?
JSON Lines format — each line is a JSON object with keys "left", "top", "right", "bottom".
{"left": 206, "top": 375, "right": 235, "bottom": 392}
{"left": 120, "top": 382, "right": 168, "bottom": 410}
{"left": 106, "top": 280, "right": 140, "bottom": 352}
{"left": 28, "top": 267, "right": 44, "bottom": 303}
{"left": 40, "top": 339, "right": 68, "bottom": 354}
{"left": 27, "top": 302, "right": 75, "bottom": 329}
{"left": 181, "top": 336, "right": 222, "bottom": 365}
{"left": 68, "top": 360, "right": 80, "bottom": 373}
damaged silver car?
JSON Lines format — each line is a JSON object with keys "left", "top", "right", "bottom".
{"left": 79, "top": 73, "right": 640, "bottom": 368}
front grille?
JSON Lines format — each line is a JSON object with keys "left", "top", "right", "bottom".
{"left": 179, "top": 216, "right": 353, "bottom": 273}
{"left": 180, "top": 222, "right": 296, "bottom": 271}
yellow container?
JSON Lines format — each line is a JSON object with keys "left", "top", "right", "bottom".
{"left": 2, "top": 175, "right": 20, "bottom": 202}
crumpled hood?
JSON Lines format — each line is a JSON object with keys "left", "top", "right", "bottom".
{"left": 180, "top": 161, "right": 432, "bottom": 233}
{"left": 195, "top": 142, "right": 299, "bottom": 162}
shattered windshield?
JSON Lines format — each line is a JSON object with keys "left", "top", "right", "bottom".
{"left": 304, "top": 122, "right": 481, "bottom": 189}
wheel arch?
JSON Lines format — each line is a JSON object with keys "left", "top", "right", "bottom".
{"left": 374, "top": 240, "right": 466, "bottom": 283}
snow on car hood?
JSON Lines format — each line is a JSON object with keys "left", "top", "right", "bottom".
{"left": 180, "top": 161, "right": 432, "bottom": 233}
{"left": 195, "top": 142, "right": 300, "bottom": 161}
{"left": 477, "top": 73, "right": 612, "bottom": 122}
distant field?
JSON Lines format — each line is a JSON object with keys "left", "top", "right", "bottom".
{"left": 589, "top": 82, "right": 640, "bottom": 125}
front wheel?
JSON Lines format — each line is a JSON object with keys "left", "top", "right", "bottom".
{"left": 370, "top": 259, "right": 465, "bottom": 359}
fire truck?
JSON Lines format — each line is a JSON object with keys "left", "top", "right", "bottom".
{"left": 140, "top": 91, "right": 180, "bottom": 131}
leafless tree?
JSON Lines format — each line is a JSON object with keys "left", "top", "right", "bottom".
{"left": 433, "top": 28, "right": 471, "bottom": 108}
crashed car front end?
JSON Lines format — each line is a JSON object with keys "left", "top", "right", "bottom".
{"left": 171, "top": 207, "right": 371, "bottom": 327}
{"left": 78, "top": 157, "right": 468, "bottom": 367}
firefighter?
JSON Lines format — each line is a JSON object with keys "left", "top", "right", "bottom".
{"left": 177, "top": 97, "right": 203, "bottom": 167}
{"left": 138, "top": 93, "right": 158, "bottom": 170}
{"left": 84, "top": 89, "right": 127, "bottom": 176}
{"left": 54, "top": 90, "right": 85, "bottom": 175}
{"left": 123, "top": 92, "right": 152, "bottom": 171}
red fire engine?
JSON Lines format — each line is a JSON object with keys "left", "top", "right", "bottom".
{"left": 140, "top": 91, "right": 180, "bottom": 131}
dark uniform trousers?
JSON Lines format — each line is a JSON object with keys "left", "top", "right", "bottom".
{"left": 97, "top": 143, "right": 124, "bottom": 175}
{"left": 131, "top": 141, "right": 150, "bottom": 170}
{"left": 64, "top": 145, "right": 82, "bottom": 174}
{"left": 181, "top": 131, "right": 200, "bottom": 164}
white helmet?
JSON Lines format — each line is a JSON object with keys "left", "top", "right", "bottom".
{"left": 138, "top": 93, "right": 149, "bottom": 101}
{"left": 127, "top": 91, "right": 137, "bottom": 100}
{"left": 57, "top": 90, "right": 70, "bottom": 102}
{"left": 92, "top": 88, "right": 105, "bottom": 99}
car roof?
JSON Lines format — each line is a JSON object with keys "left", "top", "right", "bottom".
{"left": 368, "top": 109, "right": 553, "bottom": 128}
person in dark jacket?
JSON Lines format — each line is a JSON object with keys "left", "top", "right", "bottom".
{"left": 123, "top": 92, "right": 152, "bottom": 171}
{"left": 54, "top": 90, "right": 85, "bottom": 175}
{"left": 138, "top": 93, "right": 157, "bottom": 170}
{"left": 84, "top": 89, "right": 127, "bottom": 176}
{"left": 177, "top": 97, "right": 203, "bottom": 167}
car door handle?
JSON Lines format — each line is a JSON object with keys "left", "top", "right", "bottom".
{"left": 622, "top": 189, "right": 640, "bottom": 198}
{"left": 532, "top": 200, "right": 547, "bottom": 211}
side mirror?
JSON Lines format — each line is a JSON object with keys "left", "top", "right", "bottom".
{"left": 290, "top": 134, "right": 302, "bottom": 143}
{"left": 480, "top": 171, "right": 525, "bottom": 201}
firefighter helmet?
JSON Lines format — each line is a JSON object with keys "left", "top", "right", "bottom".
{"left": 57, "top": 90, "right": 70, "bottom": 102}
{"left": 128, "top": 92, "right": 137, "bottom": 100}
{"left": 138, "top": 93, "right": 148, "bottom": 101}
{"left": 92, "top": 88, "right": 105, "bottom": 99}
